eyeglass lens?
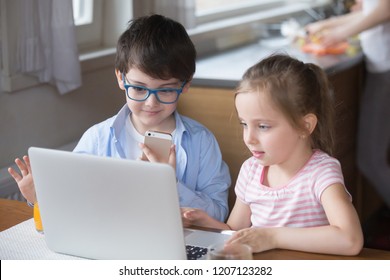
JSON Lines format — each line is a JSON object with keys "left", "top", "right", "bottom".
{"left": 127, "top": 86, "right": 179, "bottom": 103}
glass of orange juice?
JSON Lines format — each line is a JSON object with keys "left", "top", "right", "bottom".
{"left": 33, "top": 202, "right": 44, "bottom": 234}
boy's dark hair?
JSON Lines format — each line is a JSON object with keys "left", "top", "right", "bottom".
{"left": 236, "top": 53, "right": 335, "bottom": 156}
{"left": 115, "top": 14, "right": 196, "bottom": 82}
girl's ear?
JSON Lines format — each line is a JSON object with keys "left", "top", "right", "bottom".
{"left": 302, "top": 113, "right": 317, "bottom": 135}
{"left": 115, "top": 69, "right": 125, "bottom": 90}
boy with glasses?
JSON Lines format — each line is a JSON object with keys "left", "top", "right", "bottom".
{"left": 9, "top": 14, "right": 231, "bottom": 222}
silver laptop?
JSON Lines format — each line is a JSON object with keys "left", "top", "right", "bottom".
{"left": 28, "top": 147, "right": 231, "bottom": 260}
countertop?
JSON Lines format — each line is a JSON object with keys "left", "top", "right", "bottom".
{"left": 193, "top": 37, "right": 364, "bottom": 88}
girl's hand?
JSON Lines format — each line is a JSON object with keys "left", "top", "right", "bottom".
{"left": 227, "top": 227, "right": 275, "bottom": 253}
{"left": 181, "top": 207, "right": 212, "bottom": 228}
{"left": 8, "top": 156, "right": 37, "bottom": 204}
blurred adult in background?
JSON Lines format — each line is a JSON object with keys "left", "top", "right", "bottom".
{"left": 350, "top": 0, "right": 362, "bottom": 12}
{"left": 306, "top": 0, "right": 390, "bottom": 209}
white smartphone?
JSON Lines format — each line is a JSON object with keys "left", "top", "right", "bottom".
{"left": 142, "top": 130, "right": 173, "bottom": 162}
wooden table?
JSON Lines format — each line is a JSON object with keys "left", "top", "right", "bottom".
{"left": 0, "top": 198, "right": 32, "bottom": 231}
{"left": 1, "top": 198, "right": 389, "bottom": 260}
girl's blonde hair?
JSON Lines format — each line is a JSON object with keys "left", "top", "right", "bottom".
{"left": 236, "top": 54, "right": 335, "bottom": 155}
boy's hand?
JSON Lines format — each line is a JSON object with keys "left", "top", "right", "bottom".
{"left": 139, "top": 143, "right": 176, "bottom": 171}
{"left": 8, "top": 156, "right": 37, "bottom": 204}
{"left": 181, "top": 207, "right": 210, "bottom": 228}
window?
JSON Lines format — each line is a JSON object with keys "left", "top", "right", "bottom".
{"left": 0, "top": 0, "right": 122, "bottom": 92}
{"left": 195, "top": 0, "right": 289, "bottom": 25}
{"left": 72, "top": 0, "right": 103, "bottom": 52}
{"left": 72, "top": 0, "right": 94, "bottom": 26}
{"left": 195, "top": 0, "right": 336, "bottom": 25}
{"left": 73, "top": 0, "right": 133, "bottom": 53}
{"left": 1, "top": 0, "right": 336, "bottom": 92}
{"left": 185, "top": 0, "right": 333, "bottom": 56}
{"left": 131, "top": 0, "right": 335, "bottom": 57}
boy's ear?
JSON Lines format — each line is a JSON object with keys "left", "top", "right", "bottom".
{"left": 115, "top": 69, "right": 125, "bottom": 90}
{"left": 182, "top": 79, "right": 192, "bottom": 94}
{"left": 302, "top": 113, "right": 317, "bottom": 135}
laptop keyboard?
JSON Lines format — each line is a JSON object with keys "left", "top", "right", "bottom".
{"left": 186, "top": 245, "right": 208, "bottom": 260}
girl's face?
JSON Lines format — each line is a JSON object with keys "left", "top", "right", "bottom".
{"left": 116, "top": 68, "right": 189, "bottom": 135}
{"left": 235, "top": 91, "right": 307, "bottom": 169}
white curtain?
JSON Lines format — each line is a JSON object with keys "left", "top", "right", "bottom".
{"left": 17, "top": 0, "right": 81, "bottom": 94}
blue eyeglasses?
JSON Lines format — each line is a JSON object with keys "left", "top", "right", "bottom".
{"left": 122, "top": 73, "right": 186, "bottom": 104}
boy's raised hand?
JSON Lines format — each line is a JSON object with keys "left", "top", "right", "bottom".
{"left": 8, "top": 155, "right": 37, "bottom": 204}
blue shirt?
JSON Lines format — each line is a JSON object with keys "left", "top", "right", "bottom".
{"left": 73, "top": 105, "right": 231, "bottom": 221}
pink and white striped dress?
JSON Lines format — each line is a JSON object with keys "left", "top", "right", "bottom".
{"left": 235, "top": 150, "right": 350, "bottom": 228}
